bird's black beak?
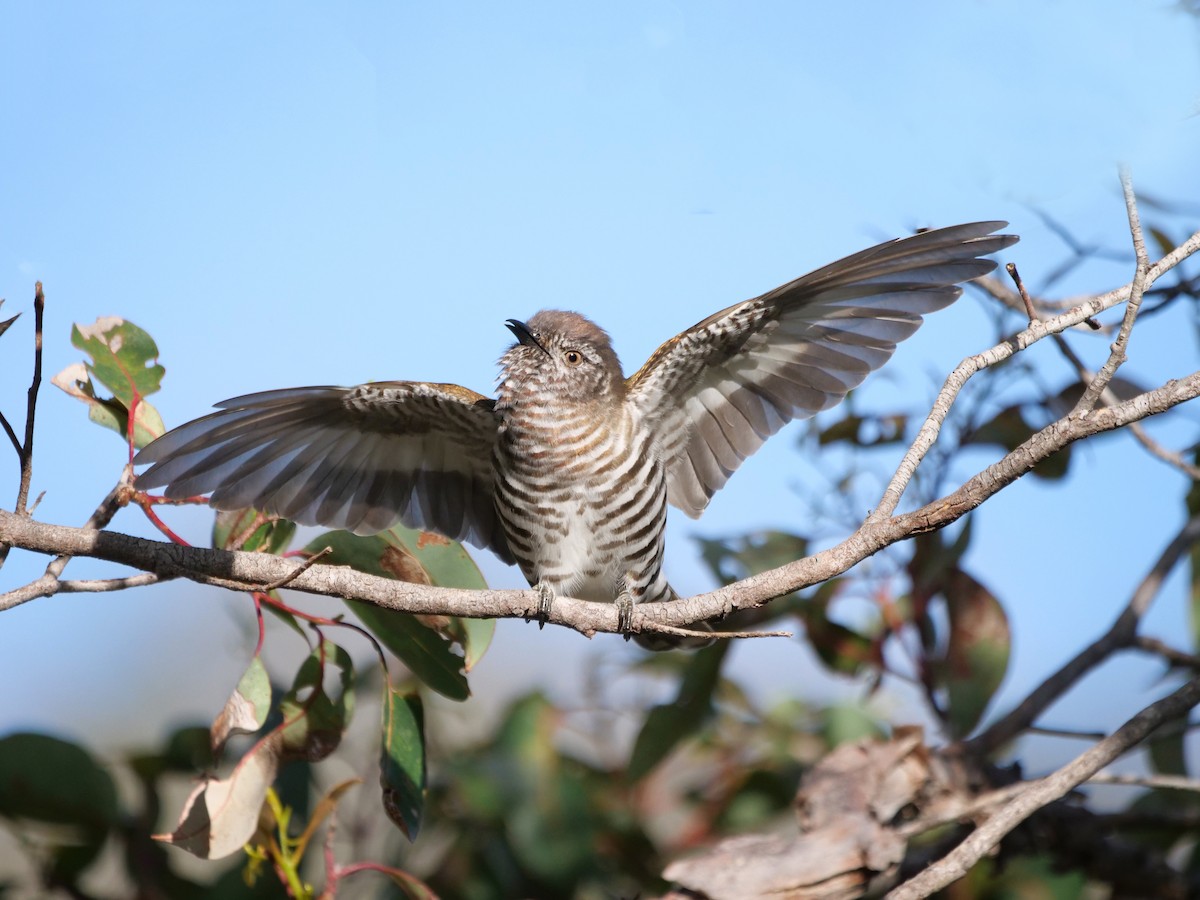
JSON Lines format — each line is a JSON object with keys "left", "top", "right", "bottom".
{"left": 505, "top": 319, "right": 550, "bottom": 356}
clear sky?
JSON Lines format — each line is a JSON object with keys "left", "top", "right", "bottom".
{"left": 1, "top": 1, "right": 1198, "bottom": 777}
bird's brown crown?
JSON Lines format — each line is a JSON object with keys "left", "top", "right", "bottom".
{"left": 497, "top": 309, "right": 626, "bottom": 407}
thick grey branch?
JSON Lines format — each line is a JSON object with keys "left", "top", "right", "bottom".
{"left": 1, "top": 371, "right": 1197, "bottom": 637}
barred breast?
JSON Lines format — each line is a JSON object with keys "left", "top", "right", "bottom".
{"left": 491, "top": 396, "right": 674, "bottom": 607}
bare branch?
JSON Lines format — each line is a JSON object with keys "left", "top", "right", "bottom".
{"left": 1087, "top": 772, "right": 1200, "bottom": 793}
{"left": 59, "top": 573, "right": 164, "bottom": 592}
{"left": 1072, "top": 169, "right": 1150, "bottom": 413}
{"left": 1, "top": 371, "right": 1197, "bottom": 637}
{"left": 887, "top": 676, "right": 1200, "bottom": 900}
{"left": 2, "top": 571, "right": 166, "bottom": 605}
{"left": 1042, "top": 314, "right": 1200, "bottom": 480}
{"left": 0, "top": 283, "right": 46, "bottom": 573}
{"left": 1133, "top": 635, "right": 1200, "bottom": 669}
{"left": 964, "top": 512, "right": 1200, "bottom": 756}
{"left": 870, "top": 224, "right": 1200, "bottom": 521}
{"left": 1126, "top": 423, "right": 1200, "bottom": 481}
{"left": 0, "top": 410, "right": 20, "bottom": 460}
{"left": 0, "top": 475, "right": 133, "bottom": 612}
{"left": 14, "top": 282, "right": 45, "bottom": 516}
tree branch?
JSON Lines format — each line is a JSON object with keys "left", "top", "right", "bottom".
{"left": 14, "top": 282, "right": 45, "bottom": 517}
{"left": 0, "top": 283, "right": 46, "bottom": 572}
{"left": 1, "top": 371, "right": 1197, "bottom": 638}
{"left": 963, "top": 510, "right": 1200, "bottom": 756}
{"left": 869, "top": 224, "right": 1200, "bottom": 522}
{"left": 1072, "top": 169, "right": 1149, "bottom": 413}
{"left": 886, "top": 676, "right": 1200, "bottom": 900}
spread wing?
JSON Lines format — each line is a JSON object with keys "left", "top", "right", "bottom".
{"left": 626, "top": 221, "right": 1018, "bottom": 518}
{"left": 133, "top": 381, "right": 512, "bottom": 562}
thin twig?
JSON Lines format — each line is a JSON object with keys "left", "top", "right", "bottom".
{"left": 1042, "top": 318, "right": 1200, "bottom": 481}
{"left": 0, "top": 410, "right": 20, "bottom": 459}
{"left": 964, "top": 512, "right": 1200, "bottom": 757}
{"left": 659, "top": 624, "right": 792, "bottom": 641}
{"left": 1006, "top": 263, "right": 1040, "bottom": 323}
{"left": 1072, "top": 169, "right": 1149, "bottom": 413}
{"left": 887, "top": 676, "right": 1200, "bottom": 899}
{"left": 14, "top": 282, "right": 45, "bottom": 516}
{"left": 0, "top": 284, "right": 46, "bottom": 573}
{"left": 1133, "top": 635, "right": 1200, "bottom": 669}
{"left": 869, "top": 222, "right": 1200, "bottom": 522}
{"left": 57, "top": 573, "right": 164, "bottom": 592}
{"left": 1024, "top": 725, "right": 1108, "bottom": 741}
{"left": 1087, "top": 772, "right": 1200, "bottom": 793}
{"left": 259, "top": 546, "right": 332, "bottom": 592}
{"left": 1126, "top": 424, "right": 1200, "bottom": 481}
{"left": 0, "top": 475, "right": 134, "bottom": 612}
{"left": 1006, "top": 262, "right": 1101, "bottom": 331}
{"left": 973, "top": 274, "right": 1110, "bottom": 322}
{"left": 3, "top": 571, "right": 167, "bottom": 606}
{"left": 897, "top": 781, "right": 1032, "bottom": 839}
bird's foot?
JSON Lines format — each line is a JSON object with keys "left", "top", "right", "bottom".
{"left": 616, "top": 590, "right": 635, "bottom": 641}
{"left": 533, "top": 582, "right": 555, "bottom": 630}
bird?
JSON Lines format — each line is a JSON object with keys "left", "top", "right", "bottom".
{"left": 134, "top": 221, "right": 1017, "bottom": 649}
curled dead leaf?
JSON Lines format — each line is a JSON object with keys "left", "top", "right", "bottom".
{"left": 381, "top": 545, "right": 432, "bottom": 584}
{"left": 155, "top": 732, "right": 282, "bottom": 859}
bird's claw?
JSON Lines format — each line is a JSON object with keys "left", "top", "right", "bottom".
{"left": 535, "top": 583, "right": 555, "bottom": 630}
{"left": 616, "top": 591, "right": 635, "bottom": 641}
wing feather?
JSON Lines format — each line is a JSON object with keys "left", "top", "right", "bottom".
{"left": 628, "top": 222, "right": 1018, "bottom": 517}
{"left": 134, "top": 382, "right": 512, "bottom": 562}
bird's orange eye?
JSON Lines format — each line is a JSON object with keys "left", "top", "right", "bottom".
{"left": 564, "top": 350, "right": 583, "bottom": 366}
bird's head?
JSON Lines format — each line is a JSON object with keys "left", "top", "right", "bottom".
{"left": 497, "top": 310, "right": 626, "bottom": 408}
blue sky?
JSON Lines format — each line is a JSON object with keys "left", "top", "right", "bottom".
{"left": 1, "top": 1, "right": 1198, "bottom": 775}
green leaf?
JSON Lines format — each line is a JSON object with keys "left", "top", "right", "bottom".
{"left": 380, "top": 688, "right": 425, "bottom": 840}
{"left": 0, "top": 732, "right": 119, "bottom": 828}
{"left": 388, "top": 523, "right": 488, "bottom": 590}
{"left": 305, "top": 530, "right": 473, "bottom": 701}
{"left": 385, "top": 524, "right": 496, "bottom": 670}
{"left": 351, "top": 601, "right": 471, "bottom": 701}
{"left": 821, "top": 703, "right": 884, "bottom": 747}
{"left": 697, "top": 531, "right": 809, "bottom": 587}
{"left": 966, "top": 403, "right": 1070, "bottom": 480}
{"left": 1147, "top": 729, "right": 1188, "bottom": 777}
{"left": 802, "top": 605, "right": 880, "bottom": 677}
{"left": 908, "top": 525, "right": 973, "bottom": 626}
{"left": 51, "top": 361, "right": 166, "bottom": 449}
{"left": 69, "top": 317, "right": 164, "bottom": 406}
{"left": 1148, "top": 226, "right": 1177, "bottom": 257}
{"left": 211, "top": 656, "right": 272, "bottom": 755}
{"left": 130, "top": 726, "right": 215, "bottom": 782}
{"left": 937, "top": 569, "right": 1011, "bottom": 738}
{"left": 458, "top": 616, "right": 496, "bottom": 672}
{"left": 0, "top": 733, "right": 119, "bottom": 881}
{"left": 279, "top": 640, "right": 355, "bottom": 762}
{"left": 818, "top": 412, "right": 908, "bottom": 447}
{"left": 52, "top": 318, "right": 166, "bottom": 448}
{"left": 628, "top": 643, "right": 730, "bottom": 781}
